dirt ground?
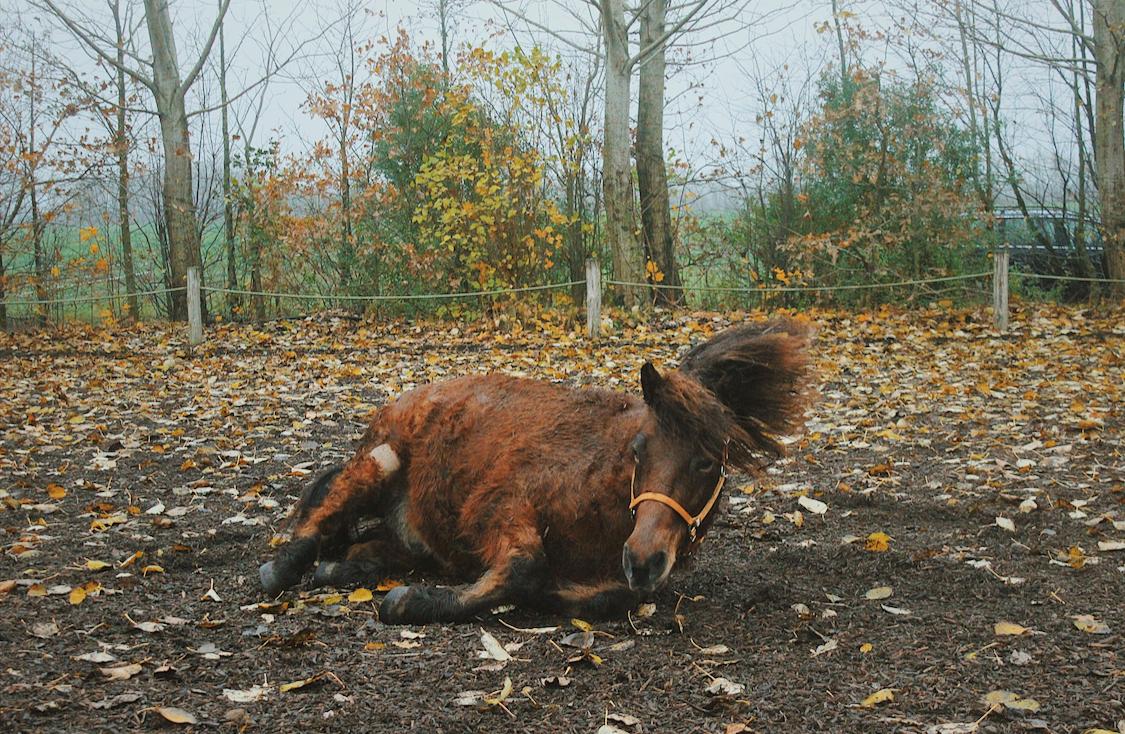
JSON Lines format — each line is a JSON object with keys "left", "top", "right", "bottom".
{"left": 1, "top": 304, "right": 1122, "bottom": 733}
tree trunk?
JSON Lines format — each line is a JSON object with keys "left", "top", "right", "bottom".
{"left": 1071, "top": 2, "right": 1096, "bottom": 282}
{"left": 144, "top": 0, "right": 205, "bottom": 322}
{"left": 219, "top": 5, "right": 238, "bottom": 316}
{"left": 601, "top": 0, "right": 641, "bottom": 307}
{"left": 28, "top": 43, "right": 47, "bottom": 325}
{"left": 113, "top": 1, "right": 139, "bottom": 320}
{"left": 1093, "top": 0, "right": 1125, "bottom": 295}
{"left": 636, "top": 0, "right": 681, "bottom": 307}
{"left": 0, "top": 245, "right": 6, "bottom": 330}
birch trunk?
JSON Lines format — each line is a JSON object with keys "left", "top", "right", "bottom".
{"left": 1093, "top": 0, "right": 1125, "bottom": 294}
{"left": 601, "top": 0, "right": 641, "bottom": 306}
{"left": 636, "top": 0, "right": 681, "bottom": 306}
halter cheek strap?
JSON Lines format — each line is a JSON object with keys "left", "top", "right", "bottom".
{"left": 628, "top": 445, "right": 729, "bottom": 545}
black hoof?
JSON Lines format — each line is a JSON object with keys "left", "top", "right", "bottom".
{"left": 259, "top": 537, "right": 319, "bottom": 596}
{"left": 379, "top": 585, "right": 415, "bottom": 624}
{"left": 259, "top": 561, "right": 289, "bottom": 597}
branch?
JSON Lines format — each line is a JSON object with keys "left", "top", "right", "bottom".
{"left": 37, "top": 0, "right": 155, "bottom": 91}
{"left": 179, "top": 0, "right": 233, "bottom": 96}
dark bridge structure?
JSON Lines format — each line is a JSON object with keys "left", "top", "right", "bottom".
{"left": 995, "top": 207, "right": 1106, "bottom": 278}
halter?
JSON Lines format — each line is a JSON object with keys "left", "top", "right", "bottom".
{"left": 628, "top": 443, "right": 729, "bottom": 545}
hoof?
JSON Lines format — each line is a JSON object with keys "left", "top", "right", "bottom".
{"left": 259, "top": 561, "right": 286, "bottom": 596}
{"left": 312, "top": 560, "right": 342, "bottom": 588}
{"left": 378, "top": 585, "right": 414, "bottom": 625}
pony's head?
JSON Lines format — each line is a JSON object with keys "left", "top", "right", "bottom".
{"left": 622, "top": 318, "right": 813, "bottom": 594}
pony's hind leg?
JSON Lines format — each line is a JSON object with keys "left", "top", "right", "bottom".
{"left": 260, "top": 441, "right": 403, "bottom": 596}
{"left": 379, "top": 525, "right": 546, "bottom": 624}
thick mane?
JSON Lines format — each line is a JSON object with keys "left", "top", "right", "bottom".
{"left": 666, "top": 317, "right": 814, "bottom": 471}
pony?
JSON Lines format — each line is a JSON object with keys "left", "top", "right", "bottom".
{"left": 259, "top": 318, "right": 813, "bottom": 624}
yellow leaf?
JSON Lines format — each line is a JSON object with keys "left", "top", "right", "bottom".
{"left": 79, "top": 225, "right": 99, "bottom": 242}
{"left": 376, "top": 579, "right": 403, "bottom": 592}
{"left": 1072, "top": 614, "right": 1110, "bottom": 634}
{"left": 571, "top": 618, "right": 592, "bottom": 632}
{"left": 47, "top": 483, "right": 66, "bottom": 499}
{"left": 364, "top": 641, "right": 386, "bottom": 651}
{"left": 279, "top": 673, "right": 324, "bottom": 693}
{"left": 865, "top": 532, "right": 891, "bottom": 552}
{"left": 27, "top": 583, "right": 46, "bottom": 597}
{"left": 861, "top": 688, "right": 894, "bottom": 707}
{"left": 859, "top": 642, "right": 873, "bottom": 654}
{"left": 69, "top": 587, "right": 87, "bottom": 605}
{"left": 348, "top": 588, "right": 373, "bottom": 603}
{"left": 141, "top": 565, "right": 164, "bottom": 576}
{"left": 984, "top": 690, "right": 1039, "bottom": 712}
{"left": 155, "top": 706, "right": 197, "bottom": 724}
{"left": 119, "top": 550, "right": 143, "bottom": 568}
{"left": 994, "top": 621, "right": 1029, "bottom": 636}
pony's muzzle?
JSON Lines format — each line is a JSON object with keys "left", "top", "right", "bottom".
{"left": 622, "top": 546, "right": 669, "bottom": 594}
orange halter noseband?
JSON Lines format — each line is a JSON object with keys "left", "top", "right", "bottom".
{"left": 628, "top": 443, "right": 729, "bottom": 545}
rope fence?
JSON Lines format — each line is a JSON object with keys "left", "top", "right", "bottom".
{"left": 201, "top": 280, "right": 585, "bottom": 301}
{"left": 605, "top": 271, "right": 992, "bottom": 293}
{"left": 3, "top": 253, "right": 1123, "bottom": 342}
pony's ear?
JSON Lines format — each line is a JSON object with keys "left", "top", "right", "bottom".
{"left": 640, "top": 362, "right": 663, "bottom": 405}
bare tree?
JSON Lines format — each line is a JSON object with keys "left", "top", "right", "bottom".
{"left": 39, "top": 0, "right": 232, "bottom": 320}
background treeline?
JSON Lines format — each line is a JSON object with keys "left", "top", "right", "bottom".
{"left": 0, "top": 0, "right": 1121, "bottom": 327}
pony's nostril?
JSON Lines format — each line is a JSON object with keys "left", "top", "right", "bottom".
{"left": 649, "top": 550, "right": 667, "bottom": 574}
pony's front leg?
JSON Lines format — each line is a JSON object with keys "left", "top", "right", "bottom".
{"left": 260, "top": 441, "right": 403, "bottom": 596}
{"left": 379, "top": 544, "right": 547, "bottom": 625}
{"left": 549, "top": 580, "right": 639, "bottom": 619}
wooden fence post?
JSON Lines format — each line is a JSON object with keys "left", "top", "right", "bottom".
{"left": 187, "top": 266, "right": 203, "bottom": 346}
{"left": 586, "top": 257, "right": 601, "bottom": 339}
{"left": 993, "top": 248, "right": 1009, "bottom": 332}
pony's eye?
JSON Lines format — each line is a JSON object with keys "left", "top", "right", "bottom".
{"left": 691, "top": 457, "right": 716, "bottom": 474}
{"left": 630, "top": 433, "right": 647, "bottom": 459}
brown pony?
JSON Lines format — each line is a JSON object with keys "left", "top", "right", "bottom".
{"left": 260, "top": 318, "right": 812, "bottom": 624}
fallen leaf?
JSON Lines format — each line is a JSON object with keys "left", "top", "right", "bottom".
{"left": 155, "top": 706, "right": 197, "bottom": 724}
{"left": 865, "top": 586, "right": 893, "bottom": 600}
{"left": 984, "top": 689, "right": 1040, "bottom": 712}
{"left": 1097, "top": 540, "right": 1125, "bottom": 552}
{"left": 85, "top": 560, "right": 110, "bottom": 571}
{"left": 348, "top": 588, "right": 373, "bottom": 603}
{"left": 705, "top": 677, "right": 745, "bottom": 696}
{"left": 994, "top": 621, "right": 1030, "bottom": 636}
{"left": 1072, "top": 614, "right": 1111, "bottom": 634}
{"left": 478, "top": 629, "right": 512, "bottom": 662}
{"left": 797, "top": 495, "right": 828, "bottom": 514}
{"left": 224, "top": 685, "right": 268, "bottom": 704}
{"left": 483, "top": 676, "right": 513, "bottom": 705}
{"left": 861, "top": 688, "right": 895, "bottom": 707}
{"left": 100, "top": 663, "right": 142, "bottom": 681}
{"left": 279, "top": 673, "right": 325, "bottom": 693}
{"left": 31, "top": 621, "right": 60, "bottom": 638}
{"left": 812, "top": 638, "right": 838, "bottom": 657}
{"left": 75, "top": 651, "right": 117, "bottom": 663}
{"left": 865, "top": 532, "right": 891, "bottom": 552}
{"left": 68, "top": 587, "right": 87, "bottom": 605}
{"left": 995, "top": 516, "right": 1015, "bottom": 532}
{"left": 881, "top": 604, "right": 912, "bottom": 616}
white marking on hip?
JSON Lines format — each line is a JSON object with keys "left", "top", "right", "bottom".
{"left": 368, "top": 443, "right": 401, "bottom": 475}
